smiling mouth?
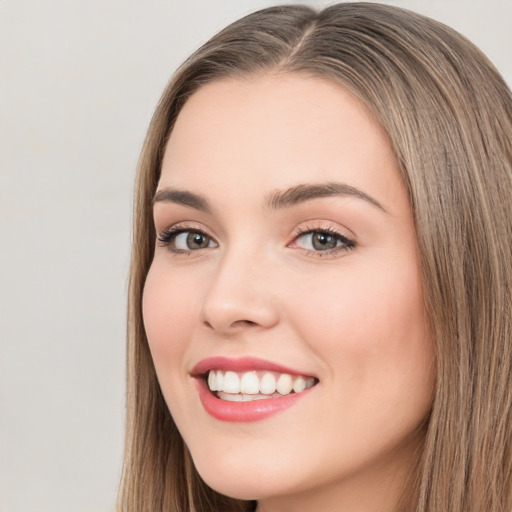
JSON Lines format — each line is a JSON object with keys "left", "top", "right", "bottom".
{"left": 206, "top": 369, "right": 318, "bottom": 402}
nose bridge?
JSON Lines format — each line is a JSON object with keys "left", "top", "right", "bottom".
{"left": 200, "top": 242, "right": 279, "bottom": 332}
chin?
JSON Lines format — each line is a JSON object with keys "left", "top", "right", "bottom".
{"left": 196, "top": 466, "right": 265, "bottom": 500}
{"left": 191, "top": 450, "right": 292, "bottom": 501}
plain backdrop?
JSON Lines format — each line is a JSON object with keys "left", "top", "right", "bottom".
{"left": 0, "top": 1, "right": 510, "bottom": 511}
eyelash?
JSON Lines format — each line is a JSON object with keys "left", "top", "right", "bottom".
{"left": 290, "top": 225, "right": 356, "bottom": 258}
{"left": 157, "top": 224, "right": 215, "bottom": 255}
{"left": 156, "top": 224, "right": 356, "bottom": 257}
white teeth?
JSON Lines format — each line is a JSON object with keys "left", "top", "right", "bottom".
{"left": 243, "top": 394, "right": 269, "bottom": 401}
{"left": 276, "top": 373, "right": 293, "bottom": 395}
{"left": 218, "top": 392, "right": 279, "bottom": 402}
{"left": 260, "top": 372, "right": 276, "bottom": 395}
{"left": 218, "top": 392, "right": 242, "bottom": 402}
{"left": 207, "top": 369, "right": 316, "bottom": 398}
{"left": 240, "top": 372, "right": 260, "bottom": 394}
{"left": 293, "top": 375, "right": 306, "bottom": 393}
{"left": 223, "top": 371, "right": 240, "bottom": 393}
{"left": 208, "top": 371, "right": 217, "bottom": 391}
{"left": 216, "top": 370, "right": 224, "bottom": 391}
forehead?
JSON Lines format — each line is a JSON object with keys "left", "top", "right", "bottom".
{"left": 160, "top": 73, "right": 404, "bottom": 209}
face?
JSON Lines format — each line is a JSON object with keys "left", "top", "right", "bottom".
{"left": 143, "top": 74, "right": 435, "bottom": 512}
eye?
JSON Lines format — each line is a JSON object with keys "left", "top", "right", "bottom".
{"left": 174, "top": 231, "right": 214, "bottom": 250}
{"left": 290, "top": 227, "right": 356, "bottom": 255}
{"left": 158, "top": 226, "right": 217, "bottom": 253}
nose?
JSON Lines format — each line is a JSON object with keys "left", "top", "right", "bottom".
{"left": 200, "top": 250, "right": 279, "bottom": 334}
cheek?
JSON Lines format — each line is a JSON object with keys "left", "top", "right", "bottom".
{"left": 142, "top": 263, "right": 198, "bottom": 366}
{"left": 285, "top": 257, "right": 433, "bottom": 393}
{"left": 290, "top": 265, "right": 434, "bottom": 463}
{"left": 294, "top": 264, "right": 424, "bottom": 334}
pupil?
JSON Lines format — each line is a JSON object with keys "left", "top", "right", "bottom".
{"left": 312, "top": 232, "right": 337, "bottom": 251}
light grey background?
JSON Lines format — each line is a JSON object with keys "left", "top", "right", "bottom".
{"left": 0, "top": 1, "right": 510, "bottom": 511}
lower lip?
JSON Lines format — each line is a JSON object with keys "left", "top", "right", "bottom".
{"left": 196, "top": 379, "right": 314, "bottom": 422}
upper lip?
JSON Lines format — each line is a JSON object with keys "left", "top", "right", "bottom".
{"left": 191, "top": 356, "right": 317, "bottom": 378}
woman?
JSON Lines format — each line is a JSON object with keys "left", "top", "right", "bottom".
{"left": 118, "top": 3, "right": 512, "bottom": 512}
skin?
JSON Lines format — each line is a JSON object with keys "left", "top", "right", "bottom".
{"left": 143, "top": 73, "right": 435, "bottom": 512}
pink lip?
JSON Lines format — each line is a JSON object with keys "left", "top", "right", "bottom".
{"left": 192, "top": 356, "right": 317, "bottom": 423}
{"left": 195, "top": 378, "right": 314, "bottom": 422}
{"left": 192, "top": 356, "right": 314, "bottom": 377}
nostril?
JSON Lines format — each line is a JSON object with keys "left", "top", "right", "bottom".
{"left": 232, "top": 320, "right": 257, "bottom": 327}
{"left": 203, "top": 319, "right": 258, "bottom": 330}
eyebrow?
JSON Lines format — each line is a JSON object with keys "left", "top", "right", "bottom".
{"left": 152, "top": 182, "right": 387, "bottom": 214}
{"left": 266, "top": 182, "right": 387, "bottom": 213}
{"left": 152, "top": 188, "right": 211, "bottom": 212}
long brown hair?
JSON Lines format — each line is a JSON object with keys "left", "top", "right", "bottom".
{"left": 118, "top": 3, "right": 512, "bottom": 511}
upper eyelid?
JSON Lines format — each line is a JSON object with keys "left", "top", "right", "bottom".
{"left": 157, "top": 224, "right": 218, "bottom": 244}
{"left": 291, "top": 221, "right": 355, "bottom": 240}
{"left": 158, "top": 222, "right": 214, "bottom": 236}
{"left": 160, "top": 224, "right": 351, "bottom": 240}
{"left": 291, "top": 228, "right": 355, "bottom": 245}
